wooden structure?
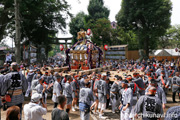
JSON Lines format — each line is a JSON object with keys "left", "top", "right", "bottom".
{"left": 149, "top": 49, "right": 180, "bottom": 61}
{"left": 69, "top": 43, "right": 102, "bottom": 70}
{"left": 105, "top": 45, "right": 128, "bottom": 61}
{"left": 65, "top": 29, "right": 103, "bottom": 70}
{"left": 51, "top": 37, "right": 72, "bottom": 50}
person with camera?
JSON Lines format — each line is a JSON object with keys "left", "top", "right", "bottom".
{"left": 24, "top": 93, "right": 47, "bottom": 120}
{"left": 1, "top": 62, "right": 28, "bottom": 117}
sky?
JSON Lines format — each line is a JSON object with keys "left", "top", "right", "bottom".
{"left": 4, "top": 0, "right": 180, "bottom": 46}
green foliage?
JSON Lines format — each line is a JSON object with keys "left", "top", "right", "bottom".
{"left": 158, "top": 25, "right": 180, "bottom": 48}
{"left": 86, "top": 0, "right": 110, "bottom": 22}
{"left": 0, "top": 0, "right": 14, "bottom": 42}
{"left": 85, "top": 18, "right": 111, "bottom": 46}
{"left": 116, "top": 0, "right": 172, "bottom": 57}
{"left": 0, "top": 0, "right": 71, "bottom": 58}
{"left": 69, "top": 12, "right": 86, "bottom": 44}
{"left": 110, "top": 27, "right": 139, "bottom": 50}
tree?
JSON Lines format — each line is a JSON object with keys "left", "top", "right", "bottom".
{"left": 110, "top": 26, "right": 139, "bottom": 50}
{"left": 69, "top": 12, "right": 86, "bottom": 44}
{"left": 0, "top": 0, "right": 14, "bottom": 42}
{"left": 0, "top": 0, "right": 71, "bottom": 62}
{"left": 85, "top": 18, "right": 111, "bottom": 46}
{"left": 158, "top": 25, "right": 180, "bottom": 48}
{"left": 116, "top": 0, "right": 172, "bottom": 57}
{"left": 84, "top": 0, "right": 110, "bottom": 46}
{"left": 86, "top": 0, "right": 110, "bottom": 22}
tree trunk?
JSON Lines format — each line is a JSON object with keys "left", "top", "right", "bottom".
{"left": 144, "top": 38, "right": 149, "bottom": 59}
{"left": 14, "top": 0, "right": 21, "bottom": 64}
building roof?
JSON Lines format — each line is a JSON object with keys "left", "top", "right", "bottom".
{"left": 151, "top": 49, "right": 179, "bottom": 56}
{"left": 108, "top": 45, "right": 128, "bottom": 48}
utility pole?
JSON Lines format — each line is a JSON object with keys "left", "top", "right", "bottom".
{"left": 14, "top": 0, "right": 21, "bottom": 64}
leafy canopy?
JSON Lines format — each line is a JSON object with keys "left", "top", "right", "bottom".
{"left": 116, "top": 0, "right": 172, "bottom": 57}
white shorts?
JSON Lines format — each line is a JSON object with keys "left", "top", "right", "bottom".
{"left": 98, "top": 102, "right": 106, "bottom": 111}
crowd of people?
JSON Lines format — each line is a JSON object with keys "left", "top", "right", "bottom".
{"left": 0, "top": 58, "right": 180, "bottom": 120}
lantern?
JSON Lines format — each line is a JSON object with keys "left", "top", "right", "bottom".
{"left": 88, "top": 43, "right": 93, "bottom": 50}
{"left": 73, "top": 60, "right": 76, "bottom": 64}
{"left": 104, "top": 45, "right": 108, "bottom": 51}
{"left": 59, "top": 44, "right": 64, "bottom": 51}
{"left": 175, "top": 48, "right": 179, "bottom": 52}
{"left": 85, "top": 60, "right": 88, "bottom": 65}
{"left": 87, "top": 29, "right": 92, "bottom": 36}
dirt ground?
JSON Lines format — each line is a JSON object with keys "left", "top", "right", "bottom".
{"left": 1, "top": 70, "right": 180, "bottom": 120}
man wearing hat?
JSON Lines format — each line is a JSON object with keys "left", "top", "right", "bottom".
{"left": 52, "top": 73, "right": 63, "bottom": 108}
{"left": 79, "top": 79, "right": 94, "bottom": 120}
{"left": 71, "top": 75, "right": 80, "bottom": 111}
{"left": 24, "top": 93, "right": 47, "bottom": 120}
{"left": 145, "top": 79, "right": 167, "bottom": 110}
{"left": 135, "top": 86, "right": 163, "bottom": 120}
{"left": 119, "top": 79, "right": 133, "bottom": 120}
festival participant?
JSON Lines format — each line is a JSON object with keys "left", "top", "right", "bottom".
{"left": 52, "top": 74, "right": 63, "bottom": 108}
{"left": 97, "top": 73, "right": 107, "bottom": 119}
{"left": 132, "top": 73, "right": 145, "bottom": 96}
{"left": 105, "top": 77, "right": 110, "bottom": 109}
{"left": 1, "top": 62, "right": 28, "bottom": 117}
{"left": 51, "top": 95, "right": 69, "bottom": 120}
{"left": 171, "top": 72, "right": 180, "bottom": 102}
{"left": 110, "top": 75, "right": 122, "bottom": 113}
{"left": 80, "top": 74, "right": 87, "bottom": 89}
{"left": 24, "top": 93, "right": 47, "bottom": 120}
{"left": 31, "top": 74, "right": 41, "bottom": 94}
{"left": 32, "top": 69, "right": 42, "bottom": 80}
{"left": 145, "top": 79, "right": 167, "bottom": 110}
{"left": 90, "top": 73, "right": 101, "bottom": 114}
{"left": 157, "top": 70, "right": 170, "bottom": 94}
{"left": 62, "top": 75, "right": 68, "bottom": 95}
{"left": 127, "top": 75, "right": 139, "bottom": 120}
{"left": 34, "top": 76, "right": 53, "bottom": 104}
{"left": 0, "top": 74, "right": 4, "bottom": 110}
{"left": 164, "top": 106, "right": 180, "bottom": 120}
{"left": 64, "top": 75, "right": 73, "bottom": 114}
{"left": 168, "top": 66, "right": 175, "bottom": 78}
{"left": 119, "top": 79, "right": 133, "bottom": 120}
{"left": 25, "top": 69, "right": 35, "bottom": 97}
{"left": 71, "top": 75, "right": 80, "bottom": 111}
{"left": 79, "top": 79, "right": 94, "bottom": 120}
{"left": 135, "top": 86, "right": 163, "bottom": 120}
